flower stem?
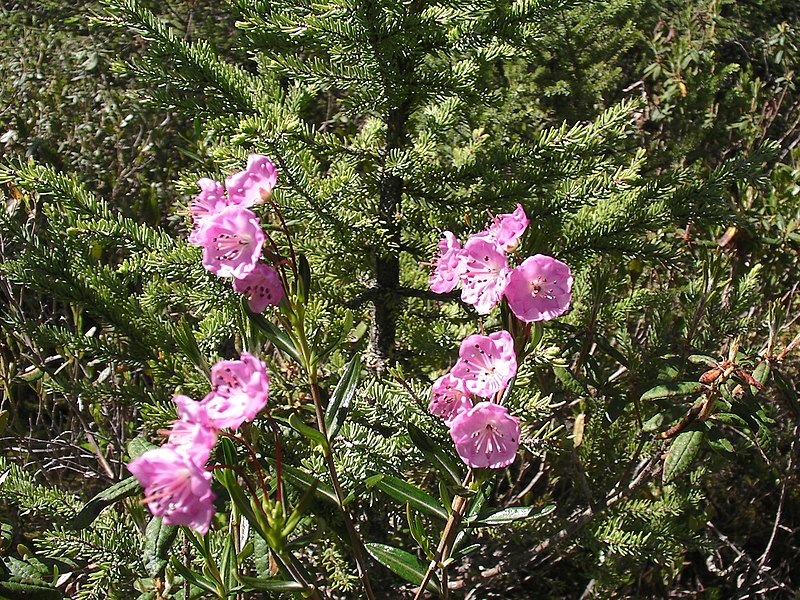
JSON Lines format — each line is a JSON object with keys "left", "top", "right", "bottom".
{"left": 413, "top": 470, "right": 475, "bottom": 600}
{"left": 308, "top": 379, "right": 377, "bottom": 600}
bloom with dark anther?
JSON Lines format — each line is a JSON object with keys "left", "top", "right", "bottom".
{"left": 429, "top": 231, "right": 465, "bottom": 294}
{"left": 448, "top": 402, "right": 521, "bottom": 468}
{"left": 450, "top": 330, "right": 517, "bottom": 398}
{"left": 429, "top": 373, "right": 472, "bottom": 421}
{"left": 202, "top": 352, "right": 269, "bottom": 430}
{"left": 167, "top": 395, "right": 217, "bottom": 465}
{"left": 504, "top": 254, "right": 573, "bottom": 322}
{"left": 193, "top": 205, "right": 265, "bottom": 279}
{"left": 188, "top": 178, "right": 231, "bottom": 245}
{"left": 128, "top": 445, "right": 216, "bottom": 534}
{"left": 459, "top": 238, "right": 510, "bottom": 315}
{"left": 232, "top": 263, "right": 285, "bottom": 312}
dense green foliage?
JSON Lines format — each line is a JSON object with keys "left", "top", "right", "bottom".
{"left": 1, "top": 0, "right": 799, "bottom": 598}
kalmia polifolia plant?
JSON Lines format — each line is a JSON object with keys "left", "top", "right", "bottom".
{"left": 414, "top": 206, "right": 572, "bottom": 597}
{"left": 127, "top": 158, "right": 573, "bottom": 597}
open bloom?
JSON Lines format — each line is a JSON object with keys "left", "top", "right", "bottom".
{"left": 504, "top": 254, "right": 573, "bottom": 322}
{"left": 232, "top": 263, "right": 285, "bottom": 312}
{"left": 459, "top": 238, "right": 510, "bottom": 314}
{"left": 429, "top": 231, "right": 465, "bottom": 294}
{"left": 167, "top": 395, "right": 217, "bottom": 465}
{"left": 188, "top": 178, "right": 231, "bottom": 245}
{"left": 193, "top": 205, "right": 265, "bottom": 278}
{"left": 470, "top": 204, "right": 529, "bottom": 250}
{"left": 450, "top": 330, "right": 517, "bottom": 398}
{"left": 429, "top": 374, "right": 472, "bottom": 421}
{"left": 202, "top": 352, "right": 270, "bottom": 430}
{"left": 226, "top": 154, "right": 278, "bottom": 207}
{"left": 128, "top": 445, "right": 216, "bottom": 534}
{"left": 449, "top": 402, "right": 521, "bottom": 468}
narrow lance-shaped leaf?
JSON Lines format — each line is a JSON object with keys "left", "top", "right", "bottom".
{"left": 70, "top": 476, "right": 141, "bottom": 530}
{"left": 366, "top": 474, "right": 447, "bottom": 521}
{"left": 233, "top": 575, "right": 306, "bottom": 593}
{"left": 663, "top": 428, "right": 704, "bottom": 483}
{"left": 641, "top": 381, "right": 705, "bottom": 402}
{"left": 407, "top": 423, "right": 463, "bottom": 485}
{"left": 469, "top": 504, "right": 557, "bottom": 527}
{"left": 287, "top": 412, "right": 328, "bottom": 448}
{"left": 365, "top": 543, "right": 440, "bottom": 595}
{"left": 325, "top": 353, "right": 361, "bottom": 440}
{"left": 143, "top": 517, "right": 178, "bottom": 578}
{"left": 241, "top": 299, "right": 303, "bottom": 364}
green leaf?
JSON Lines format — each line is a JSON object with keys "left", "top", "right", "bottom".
{"left": 271, "top": 461, "right": 338, "bottom": 506}
{"left": 0, "top": 581, "right": 63, "bottom": 599}
{"left": 325, "top": 353, "right": 361, "bottom": 440}
{"left": 234, "top": 575, "right": 305, "bottom": 593}
{"left": 143, "top": 517, "right": 178, "bottom": 578}
{"left": 751, "top": 360, "right": 770, "bottom": 393}
{"left": 663, "top": 429, "right": 704, "bottom": 483}
{"left": 296, "top": 254, "right": 311, "bottom": 304}
{"left": 365, "top": 543, "right": 439, "bottom": 594}
{"left": 640, "top": 381, "right": 705, "bottom": 402}
{"left": 288, "top": 412, "right": 327, "bottom": 448}
{"left": 365, "top": 474, "right": 447, "bottom": 521}
{"left": 688, "top": 355, "right": 717, "bottom": 366}
{"left": 470, "top": 504, "right": 556, "bottom": 527}
{"left": 70, "top": 476, "right": 141, "bottom": 530}
{"left": 407, "top": 423, "right": 463, "bottom": 485}
{"left": 242, "top": 301, "right": 302, "bottom": 364}
{"left": 170, "top": 558, "right": 220, "bottom": 596}
{"left": 641, "top": 413, "right": 665, "bottom": 432}
{"left": 127, "top": 436, "right": 157, "bottom": 459}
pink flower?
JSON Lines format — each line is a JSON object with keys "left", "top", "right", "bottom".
{"left": 470, "top": 204, "right": 529, "bottom": 250}
{"left": 188, "top": 178, "right": 232, "bottom": 245}
{"left": 128, "top": 446, "right": 216, "bottom": 534}
{"left": 450, "top": 330, "right": 517, "bottom": 398}
{"left": 226, "top": 154, "right": 278, "bottom": 207}
{"left": 448, "top": 402, "right": 521, "bottom": 469}
{"left": 459, "top": 238, "right": 510, "bottom": 314}
{"left": 429, "top": 374, "right": 472, "bottom": 421}
{"left": 202, "top": 352, "right": 270, "bottom": 430}
{"left": 232, "top": 263, "right": 285, "bottom": 312}
{"left": 504, "top": 254, "right": 573, "bottom": 322}
{"left": 429, "top": 231, "right": 465, "bottom": 294}
{"left": 167, "top": 395, "right": 217, "bottom": 465}
{"left": 193, "top": 205, "right": 265, "bottom": 278}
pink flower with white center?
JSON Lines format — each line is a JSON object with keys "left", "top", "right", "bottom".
{"left": 429, "top": 231, "right": 465, "bottom": 294}
{"left": 450, "top": 330, "right": 517, "bottom": 398}
{"left": 232, "top": 263, "right": 285, "bottom": 313}
{"left": 504, "top": 254, "right": 573, "bottom": 322}
{"left": 448, "top": 402, "right": 521, "bottom": 469}
{"left": 167, "top": 395, "right": 217, "bottom": 465}
{"left": 128, "top": 445, "right": 216, "bottom": 534}
{"left": 202, "top": 352, "right": 270, "bottom": 430}
{"left": 226, "top": 154, "right": 278, "bottom": 207}
{"left": 429, "top": 373, "right": 472, "bottom": 421}
{"left": 194, "top": 205, "right": 265, "bottom": 279}
{"left": 188, "top": 178, "right": 232, "bottom": 245}
{"left": 470, "top": 204, "right": 530, "bottom": 250}
{"left": 459, "top": 238, "right": 510, "bottom": 314}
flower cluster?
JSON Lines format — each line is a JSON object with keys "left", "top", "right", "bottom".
{"left": 429, "top": 204, "right": 573, "bottom": 321}
{"left": 128, "top": 352, "right": 270, "bottom": 533}
{"left": 428, "top": 205, "right": 573, "bottom": 469}
{"left": 429, "top": 331, "right": 522, "bottom": 469}
{"left": 188, "top": 154, "right": 285, "bottom": 312}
